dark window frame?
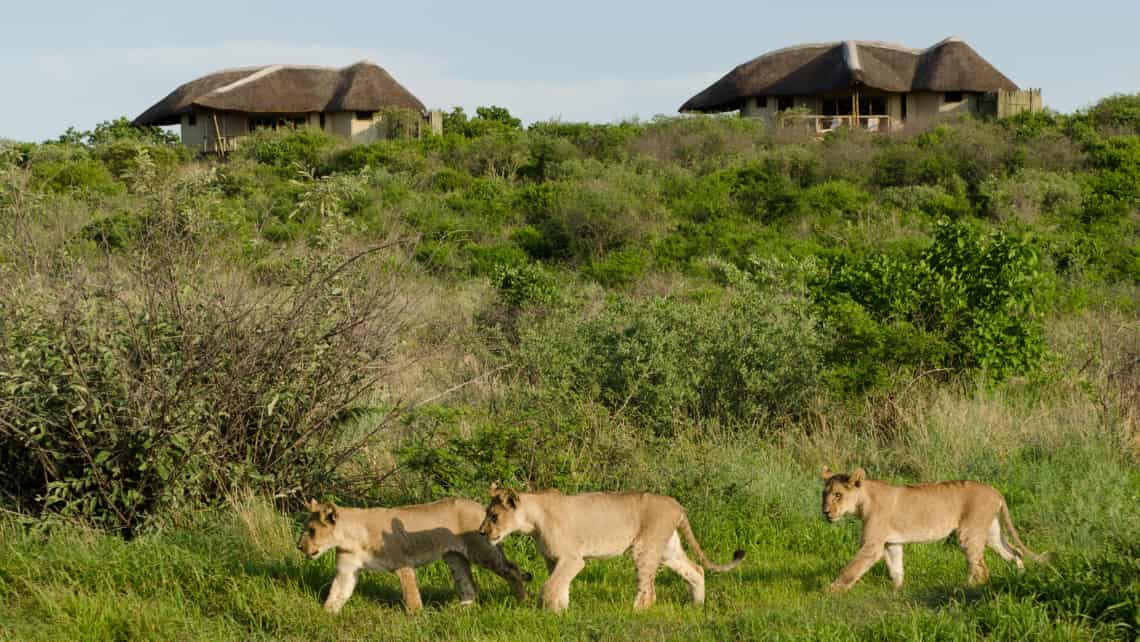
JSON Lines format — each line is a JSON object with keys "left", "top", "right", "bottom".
{"left": 355, "top": 111, "right": 375, "bottom": 121}
{"left": 944, "top": 91, "right": 964, "bottom": 103}
{"left": 187, "top": 112, "right": 197, "bottom": 127}
{"left": 777, "top": 96, "right": 794, "bottom": 112}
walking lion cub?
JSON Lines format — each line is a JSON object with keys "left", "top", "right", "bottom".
{"left": 297, "top": 498, "right": 531, "bottom": 613}
{"left": 820, "top": 466, "right": 1047, "bottom": 592}
{"left": 479, "top": 482, "right": 745, "bottom": 612}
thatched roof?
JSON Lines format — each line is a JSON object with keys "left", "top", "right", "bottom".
{"left": 134, "top": 61, "right": 426, "bottom": 126}
{"left": 681, "top": 37, "right": 1020, "bottom": 112}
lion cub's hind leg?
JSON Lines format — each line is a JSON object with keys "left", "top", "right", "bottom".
{"left": 661, "top": 531, "right": 706, "bottom": 604}
{"left": 986, "top": 518, "right": 1025, "bottom": 571}
{"left": 443, "top": 552, "right": 478, "bottom": 605}
{"left": 884, "top": 544, "right": 905, "bottom": 589}
{"left": 959, "top": 530, "right": 990, "bottom": 586}
{"left": 632, "top": 537, "right": 666, "bottom": 610}
{"left": 395, "top": 566, "right": 424, "bottom": 613}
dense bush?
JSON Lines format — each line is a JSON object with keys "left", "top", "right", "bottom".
{"left": 0, "top": 239, "right": 409, "bottom": 533}
{"left": 519, "top": 286, "right": 829, "bottom": 432}
{"left": 239, "top": 128, "right": 339, "bottom": 174}
{"left": 812, "top": 220, "right": 1047, "bottom": 390}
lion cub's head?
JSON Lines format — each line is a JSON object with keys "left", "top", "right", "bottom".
{"left": 480, "top": 481, "right": 523, "bottom": 545}
{"left": 297, "top": 499, "right": 339, "bottom": 559}
{"left": 820, "top": 466, "right": 866, "bottom": 523}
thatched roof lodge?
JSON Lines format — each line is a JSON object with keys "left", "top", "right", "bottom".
{"left": 681, "top": 37, "right": 1041, "bottom": 133}
{"left": 135, "top": 61, "right": 440, "bottom": 151}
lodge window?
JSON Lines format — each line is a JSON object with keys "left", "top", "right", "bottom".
{"left": 754, "top": 96, "right": 768, "bottom": 109}
{"left": 944, "top": 91, "right": 964, "bottom": 103}
{"left": 355, "top": 111, "right": 374, "bottom": 121}
{"left": 858, "top": 96, "right": 887, "bottom": 115}
{"left": 901, "top": 94, "right": 908, "bottom": 121}
{"left": 187, "top": 112, "right": 197, "bottom": 127}
{"left": 319, "top": 113, "right": 326, "bottom": 129}
{"left": 820, "top": 97, "right": 853, "bottom": 116}
{"left": 777, "top": 96, "right": 794, "bottom": 112}
{"left": 248, "top": 115, "right": 308, "bottom": 132}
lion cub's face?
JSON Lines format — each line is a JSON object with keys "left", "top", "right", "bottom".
{"left": 480, "top": 482, "right": 523, "bottom": 545}
{"left": 820, "top": 467, "right": 866, "bottom": 523}
{"left": 297, "top": 500, "right": 339, "bottom": 559}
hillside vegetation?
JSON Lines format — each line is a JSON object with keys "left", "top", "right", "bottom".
{"left": 1, "top": 100, "right": 1138, "bottom": 640}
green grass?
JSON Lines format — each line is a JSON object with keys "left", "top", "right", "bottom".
{"left": 3, "top": 437, "right": 1135, "bottom": 641}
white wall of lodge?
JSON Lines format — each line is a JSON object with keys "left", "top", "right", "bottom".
{"left": 178, "top": 108, "right": 443, "bottom": 151}
{"left": 735, "top": 91, "right": 1004, "bottom": 131}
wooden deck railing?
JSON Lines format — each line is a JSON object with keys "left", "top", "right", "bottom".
{"left": 781, "top": 114, "right": 893, "bottom": 134}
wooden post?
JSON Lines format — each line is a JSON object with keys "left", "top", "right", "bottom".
{"left": 211, "top": 111, "right": 224, "bottom": 156}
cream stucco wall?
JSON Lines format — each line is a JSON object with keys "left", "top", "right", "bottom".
{"left": 905, "top": 91, "right": 980, "bottom": 127}
{"left": 177, "top": 108, "right": 435, "bottom": 150}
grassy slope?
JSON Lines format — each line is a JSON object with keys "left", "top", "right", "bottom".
{"left": 3, "top": 430, "right": 1135, "bottom": 641}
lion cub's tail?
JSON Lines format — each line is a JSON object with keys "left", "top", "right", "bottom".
{"left": 678, "top": 515, "right": 745, "bottom": 573}
{"left": 998, "top": 501, "right": 1049, "bottom": 564}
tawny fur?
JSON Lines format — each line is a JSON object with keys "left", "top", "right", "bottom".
{"left": 819, "top": 466, "right": 1047, "bottom": 593}
{"left": 297, "top": 498, "right": 530, "bottom": 614}
{"left": 479, "top": 482, "right": 745, "bottom": 613}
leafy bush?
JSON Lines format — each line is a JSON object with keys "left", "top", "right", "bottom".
{"left": 239, "top": 128, "right": 339, "bottom": 173}
{"left": 520, "top": 287, "right": 828, "bottom": 432}
{"left": 813, "top": 220, "right": 1048, "bottom": 389}
{"left": 1085, "top": 93, "right": 1140, "bottom": 134}
{"left": 0, "top": 242, "right": 408, "bottom": 533}
{"left": 977, "top": 169, "right": 1083, "bottom": 222}
{"left": 29, "top": 158, "right": 123, "bottom": 197}
{"left": 1082, "top": 135, "right": 1140, "bottom": 222}
{"left": 801, "top": 180, "right": 873, "bottom": 219}
{"left": 879, "top": 183, "right": 971, "bottom": 218}
{"left": 525, "top": 166, "right": 661, "bottom": 261}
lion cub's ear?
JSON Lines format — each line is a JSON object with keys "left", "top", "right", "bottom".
{"left": 820, "top": 465, "right": 834, "bottom": 481}
{"left": 506, "top": 489, "right": 519, "bottom": 509}
{"left": 850, "top": 468, "right": 866, "bottom": 486}
{"left": 490, "top": 480, "right": 501, "bottom": 495}
{"left": 308, "top": 498, "right": 320, "bottom": 512}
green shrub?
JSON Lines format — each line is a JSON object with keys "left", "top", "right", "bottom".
{"left": 1085, "top": 93, "right": 1140, "bottom": 134}
{"left": 879, "top": 183, "right": 971, "bottom": 218}
{"left": 0, "top": 246, "right": 407, "bottom": 533}
{"left": 801, "top": 180, "right": 873, "bottom": 219}
{"left": 520, "top": 287, "right": 828, "bottom": 432}
{"left": 239, "top": 128, "right": 339, "bottom": 173}
{"left": 585, "top": 247, "right": 650, "bottom": 287}
{"left": 29, "top": 158, "right": 122, "bottom": 197}
{"left": 1082, "top": 135, "right": 1140, "bottom": 222}
{"left": 492, "top": 261, "right": 558, "bottom": 307}
{"left": 527, "top": 120, "right": 639, "bottom": 161}
{"left": 977, "top": 169, "right": 1083, "bottom": 222}
{"left": 525, "top": 167, "right": 661, "bottom": 261}
{"left": 724, "top": 160, "right": 803, "bottom": 222}
{"left": 812, "top": 220, "right": 1048, "bottom": 389}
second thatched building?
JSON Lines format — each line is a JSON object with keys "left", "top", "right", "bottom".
{"left": 681, "top": 37, "right": 1041, "bottom": 133}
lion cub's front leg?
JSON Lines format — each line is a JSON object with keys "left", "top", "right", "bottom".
{"left": 324, "top": 558, "right": 361, "bottom": 613}
{"left": 828, "top": 541, "right": 885, "bottom": 593}
{"left": 542, "top": 557, "right": 585, "bottom": 613}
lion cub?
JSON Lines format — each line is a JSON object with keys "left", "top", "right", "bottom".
{"left": 479, "top": 482, "right": 745, "bottom": 612}
{"left": 297, "top": 498, "right": 531, "bottom": 613}
{"left": 820, "top": 466, "right": 1046, "bottom": 592}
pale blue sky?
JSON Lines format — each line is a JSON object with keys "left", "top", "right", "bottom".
{"left": 2, "top": 0, "right": 1137, "bottom": 141}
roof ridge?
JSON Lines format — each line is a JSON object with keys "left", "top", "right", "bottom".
{"left": 842, "top": 40, "right": 861, "bottom": 71}
{"left": 925, "top": 35, "right": 964, "bottom": 51}
{"left": 207, "top": 64, "right": 285, "bottom": 97}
